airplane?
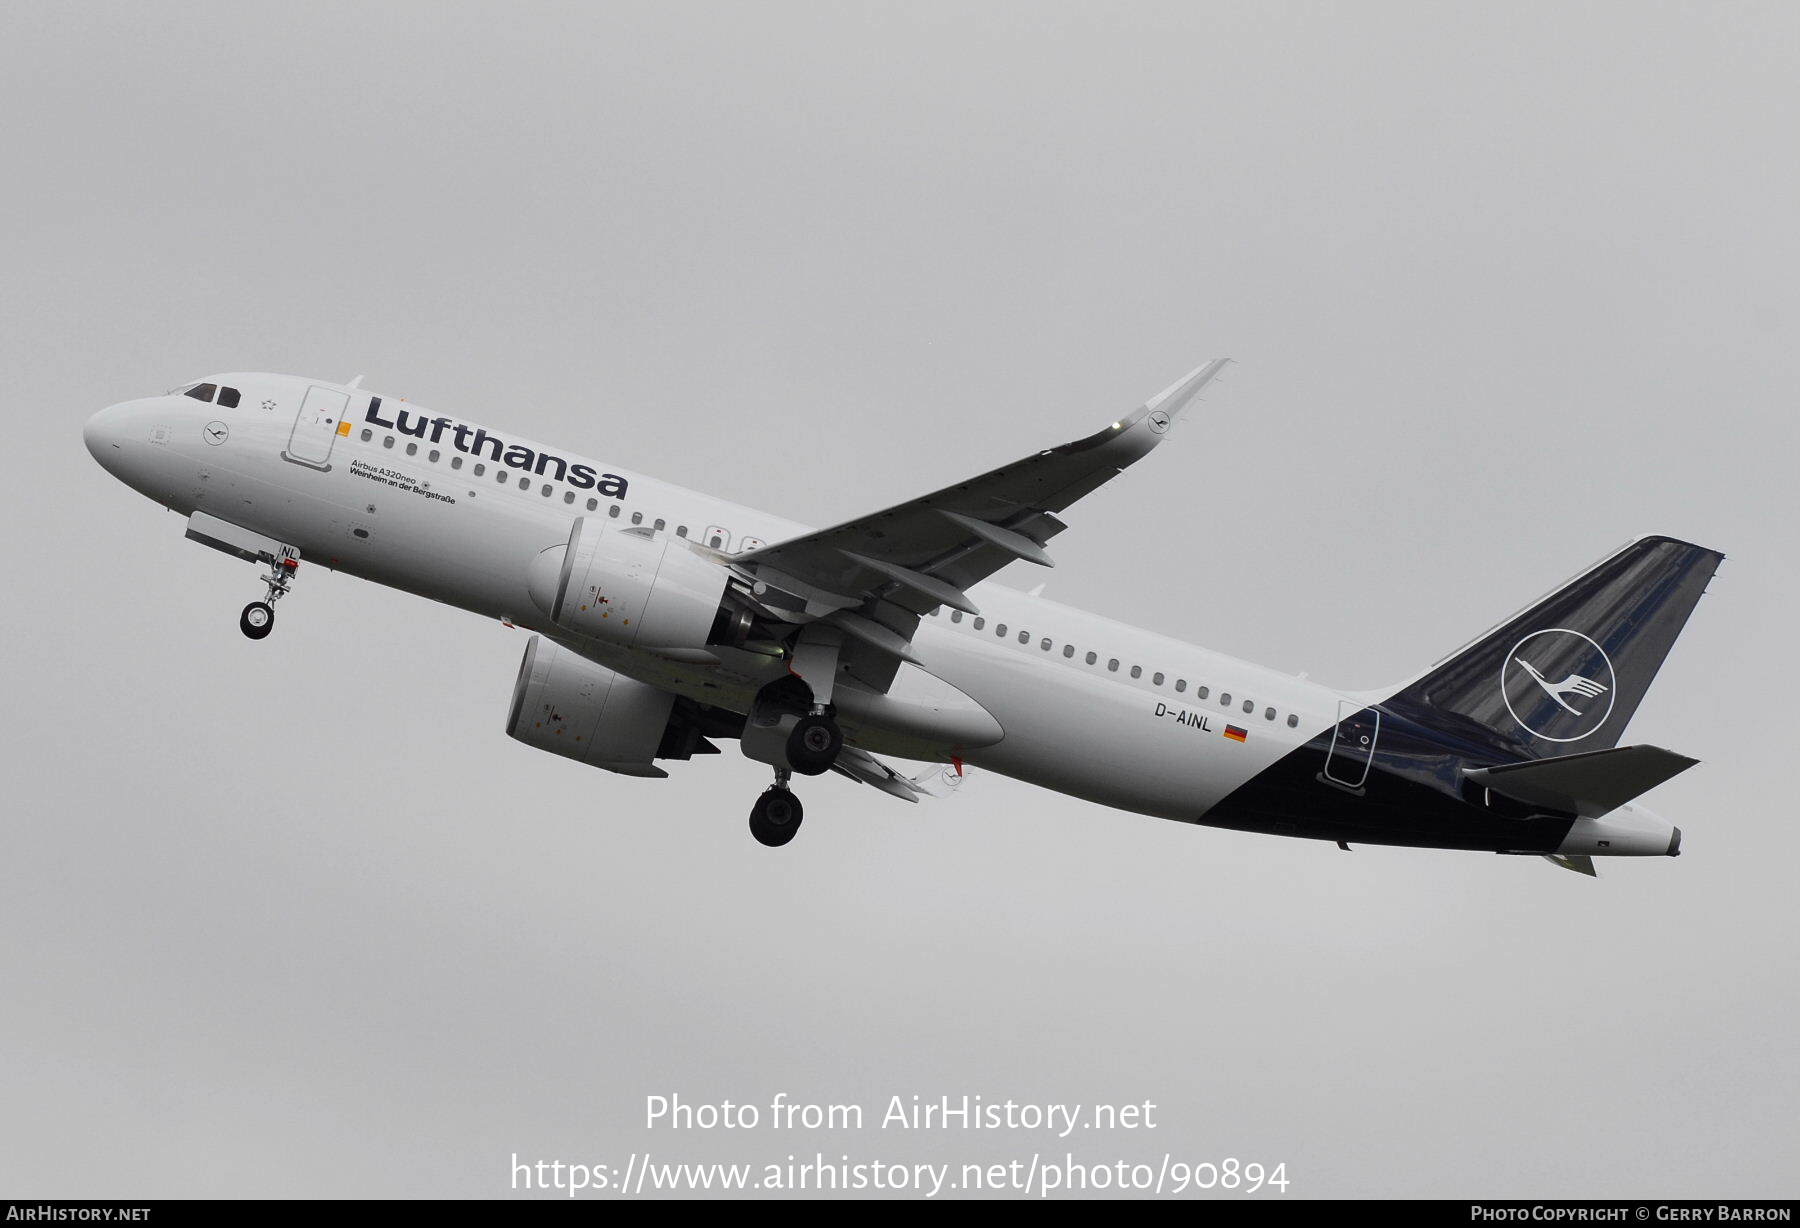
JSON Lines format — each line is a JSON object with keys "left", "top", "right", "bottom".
{"left": 82, "top": 362, "right": 1722, "bottom": 871}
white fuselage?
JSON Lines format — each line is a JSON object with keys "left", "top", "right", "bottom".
{"left": 86, "top": 371, "right": 1687, "bottom": 862}
{"left": 85, "top": 372, "right": 1342, "bottom": 824}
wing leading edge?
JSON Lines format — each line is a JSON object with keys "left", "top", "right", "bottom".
{"left": 728, "top": 358, "right": 1229, "bottom": 690}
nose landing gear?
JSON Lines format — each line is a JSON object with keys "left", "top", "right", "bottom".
{"left": 239, "top": 601, "right": 275, "bottom": 639}
{"left": 240, "top": 545, "right": 300, "bottom": 640}
{"left": 749, "top": 769, "right": 805, "bottom": 847}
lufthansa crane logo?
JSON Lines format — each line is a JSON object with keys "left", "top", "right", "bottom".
{"left": 1500, "top": 628, "right": 1617, "bottom": 743}
{"left": 1514, "top": 658, "right": 1608, "bottom": 715}
{"left": 1147, "top": 409, "right": 1172, "bottom": 434}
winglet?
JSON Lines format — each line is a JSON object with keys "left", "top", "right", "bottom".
{"left": 1139, "top": 357, "right": 1230, "bottom": 429}
{"left": 1087, "top": 358, "right": 1229, "bottom": 466}
{"left": 1543, "top": 853, "right": 1599, "bottom": 877}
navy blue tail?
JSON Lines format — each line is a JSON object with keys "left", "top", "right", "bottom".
{"left": 1387, "top": 535, "right": 1724, "bottom": 760}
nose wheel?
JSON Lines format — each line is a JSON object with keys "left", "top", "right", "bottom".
{"left": 749, "top": 771, "right": 805, "bottom": 847}
{"left": 240, "top": 545, "right": 300, "bottom": 640}
{"left": 239, "top": 601, "right": 275, "bottom": 639}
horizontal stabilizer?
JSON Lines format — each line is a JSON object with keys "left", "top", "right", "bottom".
{"left": 1466, "top": 744, "right": 1697, "bottom": 818}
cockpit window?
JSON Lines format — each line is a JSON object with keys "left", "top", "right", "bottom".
{"left": 217, "top": 386, "right": 241, "bottom": 408}
{"left": 184, "top": 383, "right": 218, "bottom": 403}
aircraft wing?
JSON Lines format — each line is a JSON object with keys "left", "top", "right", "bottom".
{"left": 730, "top": 359, "right": 1228, "bottom": 689}
{"left": 831, "top": 746, "right": 974, "bottom": 803}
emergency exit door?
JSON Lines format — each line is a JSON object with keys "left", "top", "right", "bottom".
{"left": 284, "top": 385, "right": 350, "bottom": 469}
{"left": 1322, "top": 702, "right": 1381, "bottom": 789}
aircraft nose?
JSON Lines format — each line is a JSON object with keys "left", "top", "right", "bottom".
{"left": 84, "top": 403, "right": 127, "bottom": 465}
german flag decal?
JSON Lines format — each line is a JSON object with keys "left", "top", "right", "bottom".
{"left": 1224, "top": 724, "right": 1248, "bottom": 743}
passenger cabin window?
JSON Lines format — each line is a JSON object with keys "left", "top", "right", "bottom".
{"left": 217, "top": 386, "right": 241, "bottom": 409}
{"left": 1062, "top": 644, "right": 1074, "bottom": 658}
{"left": 184, "top": 383, "right": 217, "bottom": 403}
{"left": 1176, "top": 679, "right": 1187, "bottom": 692}
{"left": 1287, "top": 714, "right": 1300, "bottom": 728}
{"left": 1129, "top": 665, "right": 1142, "bottom": 679}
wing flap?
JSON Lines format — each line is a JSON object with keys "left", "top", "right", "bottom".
{"left": 832, "top": 747, "right": 924, "bottom": 802}
{"left": 832, "top": 746, "right": 975, "bottom": 803}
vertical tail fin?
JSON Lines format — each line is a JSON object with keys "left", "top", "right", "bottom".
{"left": 1387, "top": 535, "right": 1723, "bottom": 759}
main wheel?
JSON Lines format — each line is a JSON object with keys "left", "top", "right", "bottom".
{"left": 749, "top": 788, "right": 804, "bottom": 847}
{"left": 785, "top": 713, "right": 842, "bottom": 776}
{"left": 239, "top": 601, "right": 275, "bottom": 640}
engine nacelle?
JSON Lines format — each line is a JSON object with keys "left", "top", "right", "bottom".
{"left": 526, "top": 518, "right": 745, "bottom": 653}
{"left": 506, "top": 635, "right": 690, "bottom": 777}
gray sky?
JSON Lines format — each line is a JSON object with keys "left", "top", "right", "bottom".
{"left": 3, "top": 0, "right": 1796, "bottom": 1199}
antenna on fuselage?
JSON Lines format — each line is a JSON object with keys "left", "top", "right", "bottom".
{"left": 345, "top": 374, "right": 365, "bottom": 390}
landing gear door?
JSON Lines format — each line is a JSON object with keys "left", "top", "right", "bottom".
{"left": 284, "top": 385, "right": 350, "bottom": 470}
{"left": 1322, "top": 702, "right": 1380, "bottom": 790}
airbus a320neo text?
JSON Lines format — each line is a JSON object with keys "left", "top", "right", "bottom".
{"left": 84, "top": 362, "right": 1721, "bottom": 870}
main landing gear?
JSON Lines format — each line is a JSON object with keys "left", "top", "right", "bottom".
{"left": 746, "top": 710, "right": 841, "bottom": 847}
{"left": 747, "top": 710, "right": 840, "bottom": 847}
{"left": 741, "top": 628, "right": 846, "bottom": 847}
{"left": 240, "top": 545, "right": 300, "bottom": 641}
{"left": 749, "top": 769, "right": 805, "bottom": 847}
{"left": 785, "top": 712, "right": 843, "bottom": 776}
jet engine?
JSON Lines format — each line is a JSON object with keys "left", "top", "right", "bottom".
{"left": 506, "top": 635, "right": 736, "bottom": 777}
{"left": 526, "top": 518, "right": 753, "bottom": 654}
